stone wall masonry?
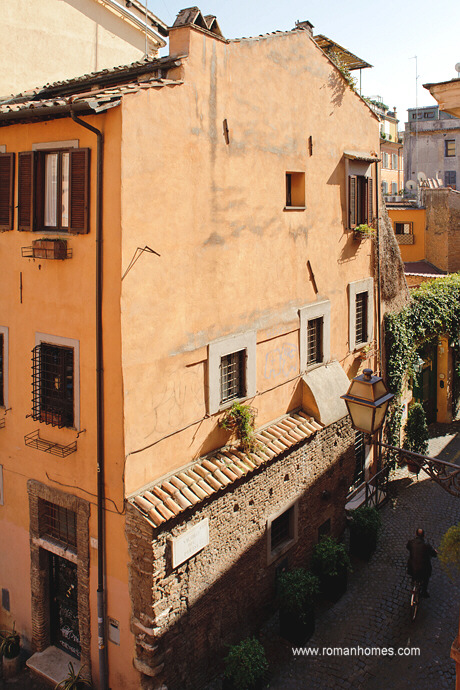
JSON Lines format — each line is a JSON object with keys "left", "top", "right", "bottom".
{"left": 424, "top": 188, "right": 460, "bottom": 273}
{"left": 126, "top": 417, "right": 356, "bottom": 690}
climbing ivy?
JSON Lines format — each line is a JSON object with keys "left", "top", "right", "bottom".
{"left": 384, "top": 274, "right": 460, "bottom": 444}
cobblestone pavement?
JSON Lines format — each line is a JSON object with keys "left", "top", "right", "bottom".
{"left": 263, "top": 422, "right": 460, "bottom": 690}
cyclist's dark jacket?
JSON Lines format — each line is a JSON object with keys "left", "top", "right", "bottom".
{"left": 406, "top": 536, "right": 437, "bottom": 578}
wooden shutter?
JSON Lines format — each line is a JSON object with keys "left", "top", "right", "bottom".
{"left": 69, "top": 148, "right": 90, "bottom": 233}
{"left": 349, "top": 175, "right": 357, "bottom": 229}
{"left": 366, "top": 177, "right": 373, "bottom": 224}
{"left": 0, "top": 153, "right": 14, "bottom": 231}
{"left": 18, "top": 151, "right": 36, "bottom": 231}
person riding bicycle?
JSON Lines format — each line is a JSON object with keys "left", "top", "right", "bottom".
{"left": 406, "top": 528, "right": 437, "bottom": 598}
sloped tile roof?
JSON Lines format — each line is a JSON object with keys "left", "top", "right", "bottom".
{"left": 130, "top": 409, "right": 323, "bottom": 527}
{"left": 404, "top": 260, "right": 447, "bottom": 277}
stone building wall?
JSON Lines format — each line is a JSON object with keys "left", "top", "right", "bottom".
{"left": 424, "top": 188, "right": 460, "bottom": 272}
{"left": 126, "top": 417, "right": 355, "bottom": 690}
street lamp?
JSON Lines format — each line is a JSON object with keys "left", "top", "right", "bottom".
{"left": 341, "top": 369, "right": 460, "bottom": 497}
{"left": 341, "top": 368, "right": 394, "bottom": 435}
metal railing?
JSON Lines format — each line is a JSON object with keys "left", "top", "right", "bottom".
{"left": 347, "top": 464, "right": 390, "bottom": 509}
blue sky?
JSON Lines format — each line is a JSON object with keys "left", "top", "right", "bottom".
{"left": 152, "top": 0, "right": 459, "bottom": 127}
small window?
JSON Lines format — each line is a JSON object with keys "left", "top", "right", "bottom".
{"left": 391, "top": 182, "right": 397, "bottom": 195}
{"left": 351, "top": 431, "right": 366, "bottom": 488}
{"left": 445, "top": 171, "right": 457, "bottom": 189}
{"left": 391, "top": 154, "right": 398, "bottom": 170}
{"left": 355, "top": 292, "right": 368, "bottom": 345}
{"left": 382, "top": 180, "right": 388, "bottom": 195}
{"left": 348, "top": 175, "right": 373, "bottom": 228}
{"left": 307, "top": 317, "right": 323, "bottom": 366}
{"left": 32, "top": 343, "right": 74, "bottom": 428}
{"left": 285, "top": 172, "right": 305, "bottom": 208}
{"left": 445, "top": 140, "right": 456, "bottom": 157}
{"left": 394, "top": 222, "right": 412, "bottom": 235}
{"left": 44, "top": 151, "right": 70, "bottom": 229}
{"left": 267, "top": 500, "right": 298, "bottom": 563}
{"left": 220, "top": 350, "right": 245, "bottom": 404}
{"left": 39, "top": 499, "right": 77, "bottom": 548}
{"left": 271, "top": 510, "right": 291, "bottom": 551}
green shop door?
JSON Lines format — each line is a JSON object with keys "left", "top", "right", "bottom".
{"left": 414, "top": 344, "right": 437, "bottom": 425}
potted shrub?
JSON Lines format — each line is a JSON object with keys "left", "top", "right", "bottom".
{"left": 0, "top": 626, "right": 20, "bottom": 679}
{"left": 311, "top": 537, "right": 351, "bottom": 602}
{"left": 348, "top": 506, "right": 382, "bottom": 560}
{"left": 55, "top": 662, "right": 92, "bottom": 689}
{"left": 277, "top": 568, "right": 320, "bottom": 644}
{"left": 223, "top": 637, "right": 268, "bottom": 690}
{"left": 402, "top": 402, "right": 429, "bottom": 473}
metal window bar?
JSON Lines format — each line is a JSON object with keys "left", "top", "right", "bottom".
{"left": 355, "top": 292, "right": 368, "bottom": 345}
{"left": 271, "top": 509, "right": 291, "bottom": 551}
{"left": 220, "top": 350, "right": 245, "bottom": 404}
{"left": 32, "top": 343, "right": 74, "bottom": 428}
{"left": 352, "top": 431, "right": 366, "bottom": 487}
{"left": 307, "top": 317, "right": 323, "bottom": 366}
{"left": 39, "top": 499, "right": 77, "bottom": 548}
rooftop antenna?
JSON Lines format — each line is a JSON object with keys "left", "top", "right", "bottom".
{"left": 455, "top": 62, "right": 460, "bottom": 77}
{"left": 144, "top": 0, "right": 148, "bottom": 58}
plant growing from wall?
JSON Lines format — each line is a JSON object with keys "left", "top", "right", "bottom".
{"left": 55, "top": 662, "right": 92, "bottom": 689}
{"left": 219, "top": 402, "right": 259, "bottom": 452}
{"left": 325, "top": 48, "right": 357, "bottom": 91}
{"left": 354, "top": 224, "right": 376, "bottom": 239}
{"left": 384, "top": 274, "right": 460, "bottom": 447}
{"left": 0, "top": 626, "right": 20, "bottom": 659}
{"left": 438, "top": 523, "right": 460, "bottom": 580}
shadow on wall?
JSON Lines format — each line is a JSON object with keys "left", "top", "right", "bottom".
{"left": 127, "top": 420, "right": 356, "bottom": 690}
{"left": 327, "top": 71, "right": 346, "bottom": 113}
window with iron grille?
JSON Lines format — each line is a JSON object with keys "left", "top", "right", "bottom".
{"left": 445, "top": 140, "right": 456, "bottom": 157}
{"left": 352, "top": 430, "right": 366, "bottom": 487}
{"left": 445, "top": 171, "right": 457, "bottom": 189}
{"left": 32, "top": 343, "right": 74, "bottom": 428}
{"left": 307, "top": 317, "right": 323, "bottom": 366}
{"left": 220, "top": 350, "right": 245, "bottom": 404}
{"left": 0, "top": 333, "right": 3, "bottom": 407}
{"left": 39, "top": 499, "right": 77, "bottom": 548}
{"left": 355, "top": 292, "right": 368, "bottom": 345}
{"left": 270, "top": 508, "right": 293, "bottom": 552}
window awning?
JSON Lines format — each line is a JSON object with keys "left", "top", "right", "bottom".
{"left": 302, "top": 361, "right": 350, "bottom": 427}
{"left": 344, "top": 150, "right": 380, "bottom": 163}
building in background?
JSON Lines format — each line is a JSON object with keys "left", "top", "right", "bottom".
{"left": 1, "top": 0, "right": 167, "bottom": 98}
{"left": 404, "top": 105, "right": 460, "bottom": 191}
{"left": 366, "top": 99, "right": 403, "bottom": 201}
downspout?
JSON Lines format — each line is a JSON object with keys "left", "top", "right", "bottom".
{"left": 375, "top": 159, "right": 383, "bottom": 471}
{"left": 70, "top": 108, "right": 108, "bottom": 690}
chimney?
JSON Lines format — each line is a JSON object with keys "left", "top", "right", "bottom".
{"left": 294, "top": 20, "right": 314, "bottom": 35}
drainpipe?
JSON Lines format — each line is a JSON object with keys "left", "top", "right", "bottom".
{"left": 375, "top": 159, "right": 383, "bottom": 472}
{"left": 69, "top": 108, "right": 108, "bottom": 690}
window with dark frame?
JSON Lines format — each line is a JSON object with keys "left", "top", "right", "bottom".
{"left": 355, "top": 292, "right": 368, "bottom": 345}
{"left": 32, "top": 343, "right": 74, "bottom": 428}
{"left": 349, "top": 175, "right": 373, "bottom": 228}
{"left": 220, "top": 350, "right": 245, "bottom": 404}
{"left": 39, "top": 499, "right": 77, "bottom": 548}
{"left": 285, "top": 172, "right": 305, "bottom": 207}
{"left": 18, "top": 148, "right": 90, "bottom": 233}
{"left": 395, "top": 222, "right": 413, "bottom": 235}
{"left": 445, "top": 171, "right": 457, "bottom": 189}
{"left": 0, "top": 333, "right": 3, "bottom": 407}
{"left": 270, "top": 508, "right": 292, "bottom": 552}
{"left": 445, "top": 140, "right": 456, "bottom": 157}
{"left": 307, "top": 317, "right": 323, "bottom": 366}
{"left": 352, "top": 430, "right": 366, "bottom": 487}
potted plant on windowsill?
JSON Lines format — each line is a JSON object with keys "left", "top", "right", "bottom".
{"left": 277, "top": 568, "right": 320, "bottom": 644}
{"left": 55, "top": 662, "right": 92, "bottom": 689}
{"left": 348, "top": 506, "right": 382, "bottom": 560}
{"left": 353, "top": 224, "right": 376, "bottom": 241}
{"left": 223, "top": 637, "right": 268, "bottom": 690}
{"left": 0, "top": 626, "right": 20, "bottom": 679}
{"left": 311, "top": 537, "right": 351, "bottom": 602}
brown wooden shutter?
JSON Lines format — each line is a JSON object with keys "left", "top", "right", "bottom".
{"left": 69, "top": 148, "right": 90, "bottom": 233}
{"left": 0, "top": 153, "right": 15, "bottom": 231}
{"left": 366, "top": 177, "right": 374, "bottom": 224}
{"left": 349, "top": 175, "right": 357, "bottom": 229}
{"left": 18, "top": 151, "right": 36, "bottom": 231}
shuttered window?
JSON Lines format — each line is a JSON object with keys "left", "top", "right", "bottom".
{"left": 18, "top": 148, "right": 90, "bottom": 233}
{"left": 0, "top": 153, "right": 14, "bottom": 231}
{"left": 355, "top": 292, "right": 368, "bottom": 345}
{"left": 349, "top": 175, "right": 357, "bottom": 228}
{"left": 349, "top": 175, "right": 374, "bottom": 228}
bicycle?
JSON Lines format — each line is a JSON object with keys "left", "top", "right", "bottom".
{"left": 410, "top": 578, "right": 422, "bottom": 621}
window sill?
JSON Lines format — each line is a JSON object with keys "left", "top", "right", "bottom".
{"left": 283, "top": 206, "right": 306, "bottom": 212}
{"left": 268, "top": 537, "right": 296, "bottom": 565}
{"left": 218, "top": 395, "right": 250, "bottom": 413}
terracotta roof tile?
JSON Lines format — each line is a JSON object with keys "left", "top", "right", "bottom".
{"left": 130, "top": 409, "right": 323, "bottom": 525}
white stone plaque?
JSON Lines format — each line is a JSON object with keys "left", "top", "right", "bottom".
{"left": 171, "top": 518, "right": 209, "bottom": 568}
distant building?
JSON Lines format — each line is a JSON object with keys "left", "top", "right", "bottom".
{"left": 404, "top": 105, "right": 460, "bottom": 190}
{"left": 366, "top": 99, "right": 403, "bottom": 200}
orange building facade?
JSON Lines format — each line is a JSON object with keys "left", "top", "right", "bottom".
{"left": 0, "top": 11, "right": 382, "bottom": 689}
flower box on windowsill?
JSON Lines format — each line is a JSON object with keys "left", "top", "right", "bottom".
{"left": 22, "top": 239, "right": 72, "bottom": 260}
{"left": 353, "top": 225, "right": 376, "bottom": 241}
{"left": 24, "top": 429, "right": 77, "bottom": 457}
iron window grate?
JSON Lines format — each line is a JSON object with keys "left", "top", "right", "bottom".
{"left": 39, "top": 499, "right": 77, "bottom": 548}
{"left": 352, "top": 430, "right": 366, "bottom": 487}
{"left": 355, "top": 292, "right": 368, "bottom": 345}
{"left": 271, "top": 509, "right": 292, "bottom": 551}
{"left": 32, "top": 343, "right": 74, "bottom": 428}
{"left": 220, "top": 350, "right": 245, "bottom": 404}
{"left": 307, "top": 317, "right": 323, "bottom": 366}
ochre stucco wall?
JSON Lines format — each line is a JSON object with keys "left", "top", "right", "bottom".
{"left": 120, "top": 26, "right": 380, "bottom": 494}
{"left": 0, "top": 111, "right": 138, "bottom": 688}
{"left": 388, "top": 208, "right": 426, "bottom": 262}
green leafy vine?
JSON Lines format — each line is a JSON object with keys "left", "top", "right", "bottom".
{"left": 219, "top": 402, "right": 259, "bottom": 453}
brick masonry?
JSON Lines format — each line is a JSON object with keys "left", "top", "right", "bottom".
{"left": 27, "top": 480, "right": 91, "bottom": 671}
{"left": 126, "top": 417, "right": 356, "bottom": 690}
{"left": 424, "top": 188, "right": 460, "bottom": 273}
